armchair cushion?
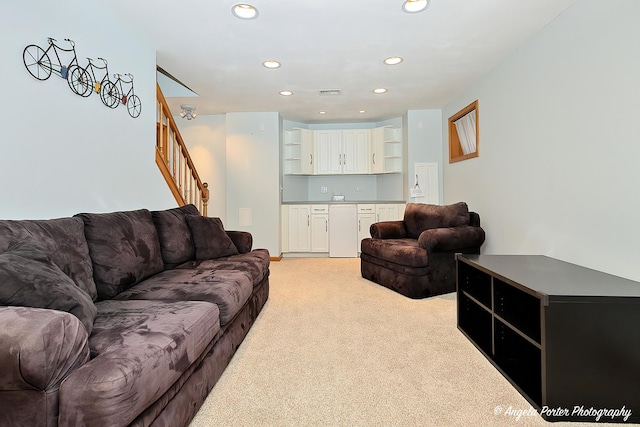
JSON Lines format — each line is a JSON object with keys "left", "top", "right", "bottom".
{"left": 0, "top": 239, "right": 97, "bottom": 334}
{"left": 370, "top": 220, "right": 407, "bottom": 239}
{"left": 185, "top": 216, "right": 239, "bottom": 260}
{"left": 403, "top": 202, "right": 470, "bottom": 239}
{"left": 418, "top": 226, "right": 486, "bottom": 253}
{"left": 360, "top": 238, "right": 428, "bottom": 268}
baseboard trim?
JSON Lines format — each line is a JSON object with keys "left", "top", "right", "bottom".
{"left": 270, "top": 254, "right": 283, "bottom": 262}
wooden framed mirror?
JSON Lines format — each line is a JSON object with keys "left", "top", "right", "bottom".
{"left": 448, "top": 100, "right": 479, "bottom": 163}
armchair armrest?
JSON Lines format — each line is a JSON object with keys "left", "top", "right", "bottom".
{"left": 418, "top": 226, "right": 485, "bottom": 253}
{"left": 370, "top": 221, "right": 407, "bottom": 239}
{"left": 226, "top": 230, "right": 253, "bottom": 254}
{"left": 0, "top": 307, "right": 89, "bottom": 393}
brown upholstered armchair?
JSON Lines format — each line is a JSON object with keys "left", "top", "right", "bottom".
{"left": 360, "top": 202, "right": 485, "bottom": 298}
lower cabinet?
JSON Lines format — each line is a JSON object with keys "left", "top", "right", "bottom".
{"left": 310, "top": 205, "right": 329, "bottom": 252}
{"left": 283, "top": 203, "right": 405, "bottom": 256}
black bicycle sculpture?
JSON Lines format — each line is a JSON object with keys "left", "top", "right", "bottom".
{"left": 102, "top": 73, "right": 142, "bottom": 118}
{"left": 23, "top": 38, "right": 85, "bottom": 96}
{"left": 71, "top": 57, "right": 111, "bottom": 98}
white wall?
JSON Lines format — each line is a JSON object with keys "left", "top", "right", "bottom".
{"left": 1, "top": 1, "right": 174, "bottom": 219}
{"left": 226, "top": 112, "right": 281, "bottom": 256}
{"left": 175, "top": 115, "right": 227, "bottom": 222}
{"left": 405, "top": 110, "right": 443, "bottom": 204}
{"left": 442, "top": 0, "right": 640, "bottom": 281}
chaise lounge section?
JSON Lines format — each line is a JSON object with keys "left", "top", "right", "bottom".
{"left": 0, "top": 204, "right": 269, "bottom": 427}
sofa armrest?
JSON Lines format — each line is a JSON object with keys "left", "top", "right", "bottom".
{"left": 226, "top": 230, "right": 253, "bottom": 254}
{"left": 370, "top": 221, "right": 407, "bottom": 239}
{"left": 0, "top": 307, "right": 89, "bottom": 393}
{"left": 418, "top": 226, "right": 485, "bottom": 253}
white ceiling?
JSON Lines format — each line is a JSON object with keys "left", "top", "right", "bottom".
{"left": 102, "top": 0, "right": 576, "bottom": 124}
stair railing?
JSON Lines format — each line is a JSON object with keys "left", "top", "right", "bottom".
{"left": 156, "top": 84, "right": 209, "bottom": 215}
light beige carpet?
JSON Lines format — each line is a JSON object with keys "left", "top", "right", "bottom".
{"left": 190, "top": 258, "right": 617, "bottom": 427}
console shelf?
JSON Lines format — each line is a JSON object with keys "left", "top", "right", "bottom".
{"left": 456, "top": 255, "right": 640, "bottom": 422}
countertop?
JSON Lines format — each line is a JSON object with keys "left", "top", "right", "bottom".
{"left": 281, "top": 200, "right": 405, "bottom": 205}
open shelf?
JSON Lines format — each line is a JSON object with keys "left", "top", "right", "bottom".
{"left": 458, "top": 292, "right": 492, "bottom": 356}
{"left": 493, "top": 278, "right": 541, "bottom": 343}
{"left": 458, "top": 261, "right": 492, "bottom": 309}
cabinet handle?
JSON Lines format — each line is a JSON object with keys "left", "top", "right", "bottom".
{"left": 308, "top": 215, "right": 310, "bottom": 226}
{"left": 310, "top": 154, "right": 313, "bottom": 165}
{"left": 372, "top": 153, "right": 376, "bottom": 165}
{"left": 358, "top": 220, "right": 361, "bottom": 232}
{"left": 325, "top": 220, "right": 328, "bottom": 232}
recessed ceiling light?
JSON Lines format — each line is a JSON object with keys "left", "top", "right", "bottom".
{"left": 373, "top": 88, "right": 388, "bottom": 94}
{"left": 279, "top": 90, "right": 293, "bottom": 96}
{"left": 262, "top": 60, "right": 281, "bottom": 69}
{"left": 319, "top": 111, "right": 326, "bottom": 115}
{"left": 232, "top": 4, "right": 259, "bottom": 19}
{"left": 384, "top": 56, "right": 404, "bottom": 65}
{"left": 359, "top": 110, "right": 366, "bottom": 114}
{"left": 402, "top": 0, "right": 430, "bottom": 13}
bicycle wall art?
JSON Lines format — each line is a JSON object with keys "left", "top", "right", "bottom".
{"left": 23, "top": 37, "right": 142, "bottom": 118}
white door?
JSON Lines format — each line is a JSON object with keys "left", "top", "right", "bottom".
{"left": 315, "top": 130, "right": 342, "bottom": 174}
{"left": 358, "top": 213, "right": 376, "bottom": 250}
{"left": 370, "top": 127, "right": 384, "bottom": 174}
{"left": 288, "top": 205, "right": 310, "bottom": 252}
{"left": 342, "top": 129, "right": 369, "bottom": 174}
{"left": 329, "top": 205, "right": 358, "bottom": 257}
{"left": 376, "top": 204, "right": 399, "bottom": 222}
{"left": 300, "top": 129, "right": 314, "bottom": 175}
{"left": 310, "top": 213, "right": 329, "bottom": 252}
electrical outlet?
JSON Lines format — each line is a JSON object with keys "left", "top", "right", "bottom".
{"left": 356, "top": 187, "right": 365, "bottom": 192}
{"left": 321, "top": 186, "right": 328, "bottom": 193}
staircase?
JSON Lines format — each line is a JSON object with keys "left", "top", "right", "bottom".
{"left": 156, "top": 84, "right": 209, "bottom": 215}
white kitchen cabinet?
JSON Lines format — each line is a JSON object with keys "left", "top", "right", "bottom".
{"left": 357, "top": 204, "right": 376, "bottom": 251}
{"left": 370, "top": 126, "right": 402, "bottom": 174}
{"left": 288, "top": 205, "right": 310, "bottom": 252}
{"left": 315, "top": 129, "right": 369, "bottom": 175}
{"left": 310, "top": 205, "right": 329, "bottom": 252}
{"left": 283, "top": 128, "right": 314, "bottom": 175}
{"left": 376, "top": 203, "right": 405, "bottom": 222}
{"left": 329, "top": 204, "right": 358, "bottom": 257}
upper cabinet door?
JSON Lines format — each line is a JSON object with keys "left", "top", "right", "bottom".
{"left": 342, "top": 129, "right": 369, "bottom": 174}
{"left": 315, "top": 130, "right": 342, "bottom": 174}
{"left": 299, "top": 129, "right": 314, "bottom": 175}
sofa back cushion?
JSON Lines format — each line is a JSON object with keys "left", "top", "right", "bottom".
{"left": 75, "top": 209, "right": 164, "bottom": 300}
{"left": 403, "top": 202, "right": 470, "bottom": 239}
{"left": 0, "top": 217, "right": 97, "bottom": 301}
{"left": 151, "top": 204, "right": 200, "bottom": 266}
{"left": 0, "top": 239, "right": 97, "bottom": 334}
{"left": 185, "top": 215, "right": 239, "bottom": 260}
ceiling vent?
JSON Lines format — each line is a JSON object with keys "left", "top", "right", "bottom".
{"left": 319, "top": 89, "right": 341, "bottom": 96}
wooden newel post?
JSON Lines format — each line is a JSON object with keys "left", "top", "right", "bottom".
{"left": 202, "top": 182, "right": 209, "bottom": 217}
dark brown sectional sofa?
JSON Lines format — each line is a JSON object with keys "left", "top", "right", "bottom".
{"left": 0, "top": 204, "right": 269, "bottom": 427}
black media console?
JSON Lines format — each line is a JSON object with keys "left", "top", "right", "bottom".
{"left": 456, "top": 255, "right": 640, "bottom": 423}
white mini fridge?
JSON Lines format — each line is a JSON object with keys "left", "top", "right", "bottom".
{"left": 329, "top": 204, "right": 358, "bottom": 258}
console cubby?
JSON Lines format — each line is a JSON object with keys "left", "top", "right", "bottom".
{"left": 458, "top": 292, "right": 492, "bottom": 355}
{"left": 493, "top": 278, "right": 541, "bottom": 343}
{"left": 494, "top": 319, "right": 542, "bottom": 405}
{"left": 457, "top": 261, "right": 492, "bottom": 308}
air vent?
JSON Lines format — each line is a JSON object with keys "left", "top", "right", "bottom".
{"left": 319, "top": 89, "right": 342, "bottom": 96}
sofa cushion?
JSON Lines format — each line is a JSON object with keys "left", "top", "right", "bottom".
{"left": 115, "top": 269, "right": 253, "bottom": 325}
{"left": 59, "top": 299, "right": 220, "bottom": 427}
{"left": 75, "top": 209, "right": 164, "bottom": 300}
{"left": 0, "top": 217, "right": 97, "bottom": 300}
{"left": 403, "top": 202, "right": 470, "bottom": 239}
{"left": 151, "top": 204, "right": 200, "bottom": 266}
{"left": 360, "top": 238, "right": 429, "bottom": 268}
{"left": 185, "top": 215, "right": 238, "bottom": 260}
{"left": 0, "top": 239, "right": 97, "bottom": 333}
{"left": 177, "top": 249, "right": 270, "bottom": 287}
